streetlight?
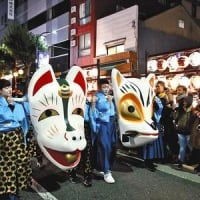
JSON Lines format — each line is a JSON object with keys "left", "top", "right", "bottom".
{"left": 36, "top": 31, "right": 50, "bottom": 68}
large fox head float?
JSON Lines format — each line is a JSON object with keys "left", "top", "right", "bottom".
{"left": 111, "top": 69, "right": 158, "bottom": 148}
{"left": 28, "top": 64, "right": 87, "bottom": 170}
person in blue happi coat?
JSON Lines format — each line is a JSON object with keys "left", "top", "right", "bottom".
{"left": 143, "top": 96, "right": 165, "bottom": 171}
{"left": 0, "top": 79, "right": 33, "bottom": 200}
{"left": 90, "top": 79, "right": 117, "bottom": 184}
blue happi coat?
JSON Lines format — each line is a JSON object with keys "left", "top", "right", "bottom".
{"left": 0, "top": 96, "right": 29, "bottom": 144}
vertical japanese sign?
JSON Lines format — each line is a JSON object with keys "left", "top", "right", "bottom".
{"left": 38, "top": 51, "right": 49, "bottom": 68}
{"left": 8, "top": 0, "right": 15, "bottom": 20}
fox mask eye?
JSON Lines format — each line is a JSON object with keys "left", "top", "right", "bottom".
{"left": 120, "top": 99, "right": 141, "bottom": 121}
{"left": 72, "top": 108, "right": 84, "bottom": 117}
{"left": 39, "top": 109, "right": 59, "bottom": 121}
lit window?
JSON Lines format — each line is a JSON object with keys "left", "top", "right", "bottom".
{"left": 107, "top": 45, "right": 124, "bottom": 55}
{"left": 79, "top": 33, "right": 91, "bottom": 57}
{"left": 105, "top": 38, "right": 126, "bottom": 55}
{"left": 178, "top": 19, "right": 184, "bottom": 29}
{"left": 79, "top": 0, "right": 91, "bottom": 25}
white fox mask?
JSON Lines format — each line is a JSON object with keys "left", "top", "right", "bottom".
{"left": 28, "top": 64, "right": 87, "bottom": 170}
{"left": 111, "top": 69, "right": 158, "bottom": 148}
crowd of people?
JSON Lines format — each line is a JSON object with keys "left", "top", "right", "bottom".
{"left": 142, "top": 80, "right": 200, "bottom": 173}
{"left": 0, "top": 76, "right": 200, "bottom": 200}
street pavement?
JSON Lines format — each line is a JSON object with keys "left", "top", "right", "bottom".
{"left": 19, "top": 152, "right": 200, "bottom": 200}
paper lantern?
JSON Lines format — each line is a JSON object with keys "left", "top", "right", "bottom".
{"left": 167, "top": 56, "right": 179, "bottom": 71}
{"left": 147, "top": 60, "right": 157, "bottom": 72}
{"left": 157, "top": 59, "right": 167, "bottom": 71}
{"left": 91, "top": 68, "right": 98, "bottom": 77}
{"left": 190, "top": 75, "right": 200, "bottom": 89}
{"left": 189, "top": 52, "right": 200, "bottom": 67}
{"left": 168, "top": 76, "right": 179, "bottom": 91}
{"left": 178, "top": 56, "right": 189, "bottom": 68}
{"left": 178, "top": 76, "right": 190, "bottom": 88}
{"left": 157, "top": 75, "right": 167, "bottom": 85}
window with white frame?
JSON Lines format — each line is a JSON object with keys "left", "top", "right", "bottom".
{"left": 79, "top": 0, "right": 91, "bottom": 25}
{"left": 107, "top": 45, "right": 125, "bottom": 55}
{"left": 79, "top": 33, "right": 91, "bottom": 57}
{"left": 105, "top": 38, "right": 126, "bottom": 55}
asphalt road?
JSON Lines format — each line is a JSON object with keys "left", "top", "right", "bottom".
{"left": 19, "top": 153, "right": 200, "bottom": 200}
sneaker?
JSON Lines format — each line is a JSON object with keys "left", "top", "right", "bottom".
{"left": 104, "top": 172, "right": 115, "bottom": 184}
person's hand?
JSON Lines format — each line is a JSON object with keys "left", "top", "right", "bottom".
{"left": 91, "top": 96, "right": 97, "bottom": 103}
{"left": 107, "top": 95, "right": 113, "bottom": 102}
{"left": 7, "top": 97, "right": 14, "bottom": 105}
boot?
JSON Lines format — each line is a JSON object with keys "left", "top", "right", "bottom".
{"left": 194, "top": 164, "right": 200, "bottom": 174}
{"left": 144, "top": 159, "right": 156, "bottom": 172}
{"left": 68, "top": 170, "right": 80, "bottom": 184}
{"left": 83, "top": 174, "right": 92, "bottom": 187}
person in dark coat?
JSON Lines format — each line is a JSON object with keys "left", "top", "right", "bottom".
{"left": 155, "top": 81, "right": 178, "bottom": 163}
{"left": 173, "top": 95, "right": 196, "bottom": 169}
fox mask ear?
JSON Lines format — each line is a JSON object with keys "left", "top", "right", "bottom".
{"left": 111, "top": 68, "right": 124, "bottom": 88}
{"left": 146, "top": 73, "right": 155, "bottom": 88}
{"left": 28, "top": 64, "right": 57, "bottom": 97}
{"left": 65, "top": 66, "right": 87, "bottom": 96}
{"left": 116, "top": 70, "right": 123, "bottom": 86}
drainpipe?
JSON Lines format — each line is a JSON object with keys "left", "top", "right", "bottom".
{"left": 97, "top": 59, "right": 100, "bottom": 84}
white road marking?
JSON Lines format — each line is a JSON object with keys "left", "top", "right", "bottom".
{"left": 157, "top": 164, "right": 200, "bottom": 184}
{"left": 116, "top": 150, "right": 200, "bottom": 184}
{"left": 31, "top": 178, "right": 58, "bottom": 200}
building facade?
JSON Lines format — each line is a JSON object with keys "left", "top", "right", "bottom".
{"left": 0, "top": 0, "right": 70, "bottom": 73}
{"left": 1, "top": 0, "right": 200, "bottom": 76}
